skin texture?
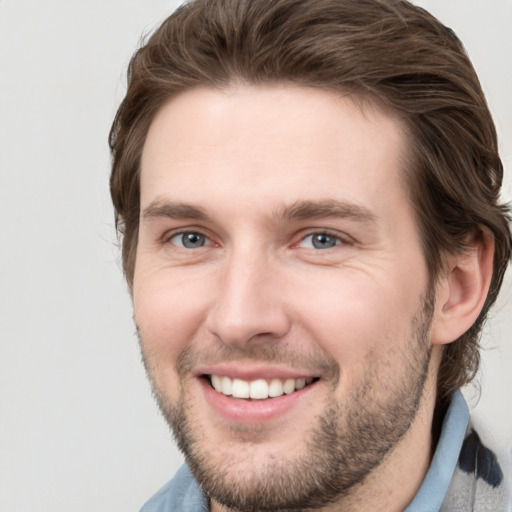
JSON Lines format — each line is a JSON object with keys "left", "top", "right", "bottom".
{"left": 133, "top": 85, "right": 493, "bottom": 511}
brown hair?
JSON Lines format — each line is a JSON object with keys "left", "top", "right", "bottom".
{"left": 109, "top": 0, "right": 511, "bottom": 400}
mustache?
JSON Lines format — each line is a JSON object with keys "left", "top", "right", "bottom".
{"left": 174, "top": 340, "right": 340, "bottom": 381}
{"left": 136, "top": 324, "right": 340, "bottom": 382}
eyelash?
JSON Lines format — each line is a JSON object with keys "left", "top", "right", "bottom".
{"left": 163, "top": 230, "right": 214, "bottom": 249}
{"left": 295, "top": 230, "right": 350, "bottom": 250}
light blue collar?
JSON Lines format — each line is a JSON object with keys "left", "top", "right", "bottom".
{"left": 404, "top": 390, "right": 469, "bottom": 512}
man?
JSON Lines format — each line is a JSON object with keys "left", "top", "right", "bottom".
{"left": 109, "top": 0, "right": 511, "bottom": 510}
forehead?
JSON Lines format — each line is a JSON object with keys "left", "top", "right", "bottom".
{"left": 140, "top": 85, "right": 409, "bottom": 220}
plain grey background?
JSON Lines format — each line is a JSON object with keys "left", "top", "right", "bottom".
{"left": 0, "top": 1, "right": 510, "bottom": 510}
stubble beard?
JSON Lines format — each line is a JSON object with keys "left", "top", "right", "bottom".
{"left": 140, "top": 294, "right": 434, "bottom": 512}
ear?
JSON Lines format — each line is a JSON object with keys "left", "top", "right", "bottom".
{"left": 431, "top": 228, "right": 495, "bottom": 346}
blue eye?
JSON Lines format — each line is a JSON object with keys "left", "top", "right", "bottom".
{"left": 170, "top": 232, "right": 208, "bottom": 248}
{"left": 300, "top": 233, "right": 340, "bottom": 249}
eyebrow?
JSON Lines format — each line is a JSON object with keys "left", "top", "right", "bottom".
{"left": 275, "top": 199, "right": 377, "bottom": 224}
{"left": 141, "top": 198, "right": 377, "bottom": 224}
{"left": 141, "top": 200, "right": 209, "bottom": 221}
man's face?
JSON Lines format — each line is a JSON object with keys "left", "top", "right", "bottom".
{"left": 134, "top": 86, "right": 436, "bottom": 510}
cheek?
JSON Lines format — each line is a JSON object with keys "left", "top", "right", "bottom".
{"left": 291, "top": 271, "right": 421, "bottom": 372}
{"left": 133, "top": 266, "right": 210, "bottom": 377}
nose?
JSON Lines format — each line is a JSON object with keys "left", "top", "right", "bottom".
{"left": 205, "top": 247, "right": 291, "bottom": 348}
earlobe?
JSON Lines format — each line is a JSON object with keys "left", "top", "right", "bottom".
{"left": 431, "top": 229, "right": 495, "bottom": 346}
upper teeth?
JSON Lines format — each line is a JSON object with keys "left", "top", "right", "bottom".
{"left": 210, "top": 375, "right": 308, "bottom": 399}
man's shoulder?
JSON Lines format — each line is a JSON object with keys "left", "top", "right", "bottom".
{"left": 140, "top": 465, "right": 208, "bottom": 512}
{"left": 442, "top": 419, "right": 511, "bottom": 511}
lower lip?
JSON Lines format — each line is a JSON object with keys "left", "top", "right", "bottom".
{"left": 200, "top": 378, "right": 318, "bottom": 425}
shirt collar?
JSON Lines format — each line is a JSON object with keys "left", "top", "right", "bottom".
{"left": 404, "top": 390, "right": 469, "bottom": 511}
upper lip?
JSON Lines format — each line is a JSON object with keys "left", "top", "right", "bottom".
{"left": 193, "top": 364, "right": 320, "bottom": 381}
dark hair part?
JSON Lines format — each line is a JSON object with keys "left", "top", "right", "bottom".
{"left": 109, "top": 0, "right": 511, "bottom": 400}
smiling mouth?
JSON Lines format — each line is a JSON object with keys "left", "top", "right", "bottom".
{"left": 204, "top": 375, "right": 320, "bottom": 400}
